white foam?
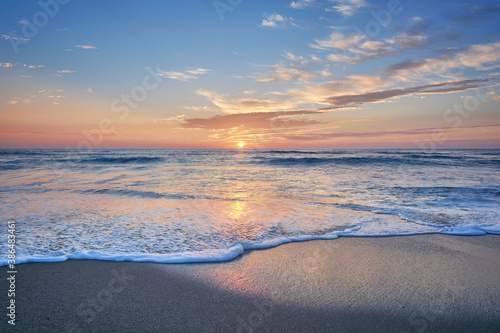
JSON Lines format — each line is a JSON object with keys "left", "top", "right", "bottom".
{"left": 0, "top": 244, "right": 245, "bottom": 267}
{"left": 3, "top": 224, "right": 499, "bottom": 267}
{"left": 439, "top": 225, "right": 487, "bottom": 236}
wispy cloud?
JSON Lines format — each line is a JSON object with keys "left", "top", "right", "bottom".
{"left": 0, "top": 62, "right": 43, "bottom": 69}
{"left": 290, "top": 0, "right": 315, "bottom": 9}
{"left": 283, "top": 124, "right": 500, "bottom": 141}
{"left": 57, "top": 70, "right": 76, "bottom": 74}
{"left": 312, "top": 32, "right": 365, "bottom": 50}
{"left": 322, "top": 79, "right": 495, "bottom": 106}
{"left": 7, "top": 89, "right": 64, "bottom": 105}
{"left": 185, "top": 68, "right": 213, "bottom": 75}
{"left": 160, "top": 71, "right": 196, "bottom": 81}
{"left": 158, "top": 114, "right": 188, "bottom": 124}
{"left": 196, "top": 90, "right": 297, "bottom": 114}
{"left": 159, "top": 67, "right": 213, "bottom": 81}
{"left": 75, "top": 45, "right": 97, "bottom": 49}
{"left": 287, "top": 74, "right": 387, "bottom": 105}
{"left": 282, "top": 52, "right": 308, "bottom": 64}
{"left": 311, "top": 31, "right": 395, "bottom": 63}
{"left": 182, "top": 105, "right": 217, "bottom": 112}
{"left": 387, "top": 33, "right": 429, "bottom": 49}
{"left": 328, "top": 0, "right": 371, "bottom": 16}
{"left": 252, "top": 64, "right": 318, "bottom": 82}
{"left": 182, "top": 110, "right": 321, "bottom": 129}
{"left": 489, "top": 91, "right": 500, "bottom": 102}
{"left": 384, "top": 42, "right": 500, "bottom": 80}
{"left": 260, "top": 13, "right": 297, "bottom": 28}
{"left": 1, "top": 33, "right": 29, "bottom": 41}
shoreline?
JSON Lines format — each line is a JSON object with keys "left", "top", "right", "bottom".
{"left": 2, "top": 234, "right": 500, "bottom": 332}
{"left": 4, "top": 229, "right": 500, "bottom": 267}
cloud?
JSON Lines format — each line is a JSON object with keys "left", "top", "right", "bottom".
{"left": 1, "top": 33, "right": 29, "bottom": 41}
{"left": 288, "top": 75, "right": 386, "bottom": 103}
{"left": 7, "top": 89, "right": 64, "bottom": 105}
{"left": 158, "top": 114, "right": 188, "bottom": 124}
{"left": 290, "top": 0, "right": 314, "bottom": 9}
{"left": 489, "top": 92, "right": 500, "bottom": 102}
{"left": 159, "top": 67, "right": 213, "bottom": 81}
{"left": 311, "top": 30, "right": 437, "bottom": 64}
{"left": 455, "top": 42, "right": 500, "bottom": 70}
{"left": 75, "top": 45, "right": 97, "bottom": 49}
{"left": 260, "top": 13, "right": 297, "bottom": 28}
{"left": 185, "top": 68, "right": 213, "bottom": 75}
{"left": 182, "top": 105, "right": 217, "bottom": 112}
{"left": 384, "top": 42, "right": 500, "bottom": 79}
{"left": 253, "top": 64, "right": 318, "bottom": 82}
{"left": 282, "top": 52, "right": 308, "bottom": 63}
{"left": 159, "top": 71, "right": 196, "bottom": 81}
{"left": 57, "top": 70, "right": 76, "bottom": 74}
{"left": 196, "top": 90, "right": 297, "bottom": 113}
{"left": 0, "top": 62, "right": 43, "bottom": 69}
{"left": 311, "top": 32, "right": 365, "bottom": 50}
{"left": 311, "top": 31, "right": 394, "bottom": 63}
{"left": 328, "top": 0, "right": 371, "bottom": 16}
{"left": 182, "top": 110, "right": 321, "bottom": 129}
{"left": 322, "top": 79, "right": 495, "bottom": 106}
{"left": 283, "top": 124, "right": 500, "bottom": 141}
{"left": 388, "top": 33, "right": 429, "bottom": 49}
{"left": 327, "top": 54, "right": 359, "bottom": 63}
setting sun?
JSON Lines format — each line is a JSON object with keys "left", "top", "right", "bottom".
{"left": 237, "top": 142, "right": 245, "bottom": 148}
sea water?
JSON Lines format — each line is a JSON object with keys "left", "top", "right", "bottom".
{"left": 1, "top": 149, "right": 499, "bottom": 265}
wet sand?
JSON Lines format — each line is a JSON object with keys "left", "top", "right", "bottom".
{"left": 2, "top": 234, "right": 500, "bottom": 332}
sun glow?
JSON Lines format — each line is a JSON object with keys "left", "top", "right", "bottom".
{"left": 237, "top": 142, "right": 245, "bottom": 148}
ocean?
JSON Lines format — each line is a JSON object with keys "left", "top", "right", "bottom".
{"left": 1, "top": 149, "right": 499, "bottom": 265}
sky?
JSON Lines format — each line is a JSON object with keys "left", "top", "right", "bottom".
{"left": 0, "top": 0, "right": 499, "bottom": 149}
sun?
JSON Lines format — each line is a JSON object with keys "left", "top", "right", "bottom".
{"left": 237, "top": 142, "right": 245, "bottom": 148}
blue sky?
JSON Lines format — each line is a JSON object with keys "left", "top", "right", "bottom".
{"left": 0, "top": 0, "right": 499, "bottom": 148}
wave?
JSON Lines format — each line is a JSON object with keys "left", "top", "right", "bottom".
{"left": 76, "top": 188, "right": 194, "bottom": 199}
{"left": 253, "top": 156, "right": 442, "bottom": 166}
{"left": 2, "top": 225, "right": 499, "bottom": 267}
{"left": 251, "top": 153, "right": 500, "bottom": 166}
{"left": 263, "top": 150, "right": 332, "bottom": 155}
{"left": 74, "top": 188, "right": 236, "bottom": 201}
{"left": 0, "top": 164, "right": 24, "bottom": 171}
{"left": 0, "top": 150, "right": 51, "bottom": 156}
{"left": 80, "top": 156, "right": 165, "bottom": 164}
{"left": 390, "top": 186, "right": 500, "bottom": 196}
